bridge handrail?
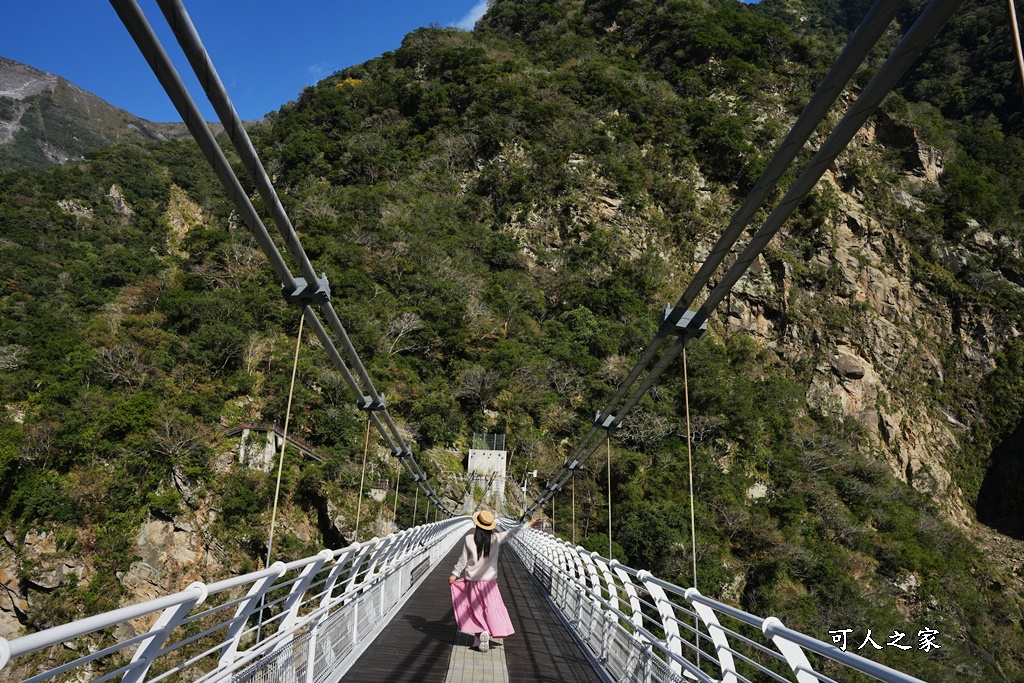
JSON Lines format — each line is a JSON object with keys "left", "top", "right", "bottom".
{"left": 0, "top": 518, "right": 473, "bottom": 682}
{"left": 509, "top": 529, "right": 930, "bottom": 683}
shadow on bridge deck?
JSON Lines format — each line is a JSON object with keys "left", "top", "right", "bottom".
{"left": 340, "top": 543, "right": 604, "bottom": 683}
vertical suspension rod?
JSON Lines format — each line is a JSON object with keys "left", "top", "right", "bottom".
{"left": 1008, "top": 0, "right": 1024, "bottom": 102}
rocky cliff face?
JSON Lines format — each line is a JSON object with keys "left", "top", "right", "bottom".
{"left": 0, "top": 57, "right": 195, "bottom": 171}
{"left": 718, "top": 115, "right": 1020, "bottom": 528}
{"left": 468, "top": 103, "right": 1018, "bottom": 533}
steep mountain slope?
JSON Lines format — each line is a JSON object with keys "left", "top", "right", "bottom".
{"left": 0, "top": 57, "right": 194, "bottom": 172}
{"left": 1, "top": 0, "right": 1024, "bottom": 680}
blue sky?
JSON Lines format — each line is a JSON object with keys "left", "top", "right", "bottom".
{"left": 1, "top": 0, "right": 491, "bottom": 122}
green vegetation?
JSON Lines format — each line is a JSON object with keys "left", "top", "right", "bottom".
{"left": 0, "top": 60, "right": 194, "bottom": 173}
{"left": 2, "top": 0, "right": 1024, "bottom": 680}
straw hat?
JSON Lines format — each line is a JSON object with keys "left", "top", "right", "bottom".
{"left": 472, "top": 510, "right": 497, "bottom": 530}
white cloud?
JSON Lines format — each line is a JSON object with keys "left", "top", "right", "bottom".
{"left": 454, "top": 0, "right": 488, "bottom": 30}
{"left": 307, "top": 62, "right": 333, "bottom": 80}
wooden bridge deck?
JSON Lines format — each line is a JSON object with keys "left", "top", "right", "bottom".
{"left": 340, "top": 542, "right": 605, "bottom": 683}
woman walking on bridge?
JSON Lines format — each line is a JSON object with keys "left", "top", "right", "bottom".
{"left": 449, "top": 510, "right": 539, "bottom": 652}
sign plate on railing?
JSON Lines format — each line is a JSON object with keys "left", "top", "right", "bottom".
{"left": 411, "top": 557, "right": 431, "bottom": 585}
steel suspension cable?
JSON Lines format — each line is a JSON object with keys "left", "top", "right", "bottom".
{"left": 154, "top": 0, "right": 392, "bottom": 412}
{"left": 556, "top": 0, "right": 906, "bottom": 473}
{"left": 132, "top": 0, "right": 440, "bottom": 504}
{"left": 688, "top": 0, "right": 967, "bottom": 333}
{"left": 107, "top": 0, "right": 294, "bottom": 287}
{"left": 266, "top": 312, "right": 305, "bottom": 567}
{"left": 110, "top": 0, "right": 455, "bottom": 516}
{"left": 355, "top": 419, "right": 372, "bottom": 543}
{"left": 522, "top": 0, "right": 906, "bottom": 519}
{"left": 523, "top": 0, "right": 962, "bottom": 520}
{"left": 155, "top": 0, "right": 317, "bottom": 285}
{"left": 657, "top": 0, "right": 907, "bottom": 334}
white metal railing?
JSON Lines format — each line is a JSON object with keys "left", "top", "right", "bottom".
{"left": 0, "top": 518, "right": 471, "bottom": 683}
{"left": 508, "top": 531, "right": 930, "bottom": 683}
{"left": 1, "top": 519, "right": 934, "bottom": 683}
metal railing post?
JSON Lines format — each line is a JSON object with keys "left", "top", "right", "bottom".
{"left": 304, "top": 549, "right": 358, "bottom": 683}
{"left": 219, "top": 562, "right": 286, "bottom": 667}
{"left": 610, "top": 561, "right": 644, "bottom": 634}
{"left": 637, "top": 571, "right": 683, "bottom": 677}
{"left": 363, "top": 535, "right": 394, "bottom": 579}
{"left": 600, "top": 608, "right": 614, "bottom": 664}
{"left": 341, "top": 541, "right": 377, "bottom": 596}
{"left": 276, "top": 551, "right": 333, "bottom": 639}
{"left": 376, "top": 529, "right": 415, "bottom": 573}
{"left": 641, "top": 642, "right": 653, "bottom": 683}
{"left": 762, "top": 617, "right": 821, "bottom": 683}
{"left": 685, "top": 588, "right": 738, "bottom": 683}
{"left": 578, "top": 549, "right": 604, "bottom": 597}
{"left": 123, "top": 581, "right": 208, "bottom": 683}
{"left": 591, "top": 554, "right": 619, "bottom": 608}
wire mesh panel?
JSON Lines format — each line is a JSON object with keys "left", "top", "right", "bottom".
{"left": 232, "top": 629, "right": 314, "bottom": 683}
{"left": 581, "top": 599, "right": 603, "bottom": 654}
{"left": 0, "top": 519, "right": 471, "bottom": 683}
{"left": 509, "top": 531, "right": 930, "bottom": 683}
{"left": 311, "top": 607, "right": 355, "bottom": 683}
{"left": 605, "top": 626, "right": 641, "bottom": 681}
{"left": 647, "top": 651, "right": 688, "bottom": 683}
{"left": 471, "top": 433, "right": 506, "bottom": 451}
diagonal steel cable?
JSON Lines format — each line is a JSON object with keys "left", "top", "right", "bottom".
{"left": 522, "top": 0, "right": 962, "bottom": 518}
{"left": 530, "top": 0, "right": 907, "bottom": 512}
{"left": 687, "top": 0, "right": 967, "bottom": 333}
{"left": 110, "top": 0, "right": 453, "bottom": 516}
{"left": 153, "top": 0, "right": 391, "bottom": 412}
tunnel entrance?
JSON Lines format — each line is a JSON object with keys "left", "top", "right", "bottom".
{"left": 976, "top": 419, "right": 1024, "bottom": 539}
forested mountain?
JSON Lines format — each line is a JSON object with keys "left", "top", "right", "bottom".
{"left": 2, "top": 0, "right": 1024, "bottom": 680}
{"left": 0, "top": 57, "right": 197, "bottom": 172}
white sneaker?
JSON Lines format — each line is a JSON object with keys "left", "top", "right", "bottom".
{"left": 479, "top": 631, "right": 490, "bottom": 652}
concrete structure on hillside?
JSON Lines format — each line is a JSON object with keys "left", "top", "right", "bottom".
{"left": 468, "top": 433, "right": 507, "bottom": 494}
{"left": 239, "top": 428, "right": 284, "bottom": 471}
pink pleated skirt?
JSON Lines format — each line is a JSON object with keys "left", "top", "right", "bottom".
{"left": 450, "top": 579, "right": 516, "bottom": 638}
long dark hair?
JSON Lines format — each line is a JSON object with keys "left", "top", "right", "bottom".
{"left": 474, "top": 526, "right": 493, "bottom": 559}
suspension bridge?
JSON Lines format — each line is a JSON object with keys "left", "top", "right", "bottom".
{"left": 0, "top": 0, "right": 986, "bottom": 679}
